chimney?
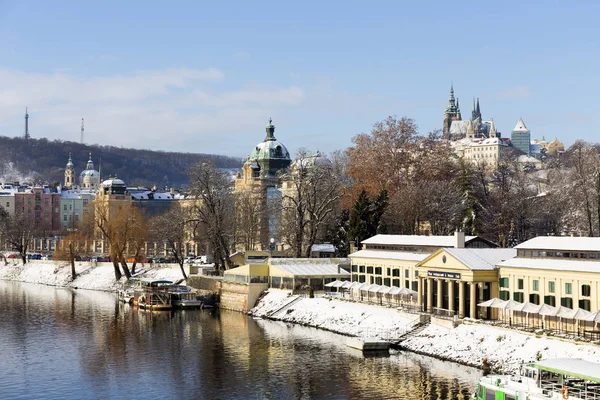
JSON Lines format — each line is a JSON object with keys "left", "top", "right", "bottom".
{"left": 455, "top": 230, "right": 465, "bottom": 248}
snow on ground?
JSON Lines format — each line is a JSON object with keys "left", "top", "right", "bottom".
{"left": 403, "top": 322, "right": 600, "bottom": 374}
{"left": 251, "top": 289, "right": 416, "bottom": 338}
{"left": 252, "top": 290, "right": 600, "bottom": 374}
{"left": 0, "top": 261, "right": 185, "bottom": 291}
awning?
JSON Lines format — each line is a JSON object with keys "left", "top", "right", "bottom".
{"left": 367, "top": 284, "right": 382, "bottom": 293}
{"left": 509, "top": 302, "right": 543, "bottom": 313}
{"left": 478, "top": 298, "right": 507, "bottom": 308}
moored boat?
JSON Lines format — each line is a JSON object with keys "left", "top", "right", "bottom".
{"left": 117, "top": 289, "right": 135, "bottom": 304}
{"left": 169, "top": 285, "right": 203, "bottom": 309}
{"left": 473, "top": 358, "right": 600, "bottom": 400}
{"left": 133, "top": 280, "right": 173, "bottom": 311}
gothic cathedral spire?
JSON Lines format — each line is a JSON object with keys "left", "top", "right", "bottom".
{"left": 443, "top": 84, "right": 462, "bottom": 139}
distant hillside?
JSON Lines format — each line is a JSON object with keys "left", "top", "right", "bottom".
{"left": 0, "top": 136, "right": 242, "bottom": 188}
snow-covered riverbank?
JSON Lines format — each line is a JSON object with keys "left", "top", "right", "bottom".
{"left": 251, "top": 290, "right": 600, "bottom": 374}
{"left": 0, "top": 260, "right": 185, "bottom": 291}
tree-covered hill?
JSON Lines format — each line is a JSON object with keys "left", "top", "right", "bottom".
{"left": 0, "top": 136, "right": 242, "bottom": 188}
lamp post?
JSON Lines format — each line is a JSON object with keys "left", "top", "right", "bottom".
{"left": 269, "top": 238, "right": 275, "bottom": 259}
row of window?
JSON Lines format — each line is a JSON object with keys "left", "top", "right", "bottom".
{"left": 351, "top": 265, "right": 415, "bottom": 278}
{"left": 518, "top": 249, "right": 600, "bottom": 260}
{"left": 350, "top": 275, "right": 419, "bottom": 291}
{"left": 366, "top": 245, "right": 419, "bottom": 252}
{"left": 499, "top": 290, "right": 593, "bottom": 311}
{"left": 500, "top": 278, "right": 591, "bottom": 296}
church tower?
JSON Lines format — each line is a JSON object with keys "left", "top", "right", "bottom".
{"left": 443, "top": 85, "right": 462, "bottom": 139}
{"left": 64, "top": 153, "right": 74, "bottom": 189}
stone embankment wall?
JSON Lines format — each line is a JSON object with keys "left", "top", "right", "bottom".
{"left": 219, "top": 281, "right": 269, "bottom": 312}
{"left": 187, "top": 275, "right": 222, "bottom": 292}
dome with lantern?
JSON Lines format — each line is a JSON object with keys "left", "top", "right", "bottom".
{"left": 79, "top": 153, "right": 100, "bottom": 190}
{"left": 247, "top": 119, "right": 291, "bottom": 178}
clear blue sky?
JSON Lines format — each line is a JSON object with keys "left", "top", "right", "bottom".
{"left": 0, "top": 0, "right": 598, "bottom": 158}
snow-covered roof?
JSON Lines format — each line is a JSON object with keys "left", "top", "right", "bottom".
{"left": 449, "top": 120, "right": 469, "bottom": 135}
{"left": 513, "top": 117, "right": 529, "bottom": 133}
{"left": 362, "top": 234, "right": 477, "bottom": 247}
{"left": 311, "top": 244, "right": 335, "bottom": 253}
{"left": 60, "top": 190, "right": 96, "bottom": 200}
{"left": 497, "top": 257, "right": 600, "bottom": 273}
{"left": 349, "top": 249, "right": 429, "bottom": 262}
{"left": 130, "top": 191, "right": 174, "bottom": 200}
{"left": 517, "top": 155, "right": 539, "bottom": 163}
{"left": 515, "top": 236, "right": 600, "bottom": 252}
{"left": 444, "top": 248, "right": 517, "bottom": 270}
{"left": 269, "top": 259, "right": 349, "bottom": 277}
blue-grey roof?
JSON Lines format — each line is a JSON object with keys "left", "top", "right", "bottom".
{"left": 444, "top": 248, "right": 517, "bottom": 270}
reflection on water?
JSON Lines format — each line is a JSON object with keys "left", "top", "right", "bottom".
{"left": 0, "top": 281, "right": 480, "bottom": 399}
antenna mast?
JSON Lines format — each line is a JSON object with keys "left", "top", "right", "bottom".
{"left": 80, "top": 118, "right": 85, "bottom": 143}
{"left": 24, "top": 107, "right": 30, "bottom": 139}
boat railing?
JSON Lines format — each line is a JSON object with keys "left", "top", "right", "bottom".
{"left": 540, "top": 380, "right": 600, "bottom": 400}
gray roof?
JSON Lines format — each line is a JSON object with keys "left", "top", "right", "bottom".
{"left": 444, "top": 248, "right": 517, "bottom": 270}
{"left": 515, "top": 236, "right": 600, "bottom": 252}
{"left": 498, "top": 256, "right": 600, "bottom": 273}
{"left": 349, "top": 249, "right": 429, "bottom": 262}
{"left": 311, "top": 244, "right": 335, "bottom": 253}
{"left": 270, "top": 258, "right": 349, "bottom": 276}
{"left": 362, "top": 234, "right": 477, "bottom": 247}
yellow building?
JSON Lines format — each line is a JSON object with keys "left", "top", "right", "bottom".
{"left": 416, "top": 248, "right": 515, "bottom": 318}
{"left": 452, "top": 137, "right": 510, "bottom": 172}
{"left": 349, "top": 233, "right": 497, "bottom": 292}
{"left": 497, "top": 237, "right": 600, "bottom": 312}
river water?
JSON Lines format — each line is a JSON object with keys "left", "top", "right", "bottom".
{"left": 0, "top": 281, "right": 481, "bottom": 399}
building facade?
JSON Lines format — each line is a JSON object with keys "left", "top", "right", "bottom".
{"left": 497, "top": 237, "right": 600, "bottom": 311}
{"left": 348, "top": 233, "right": 497, "bottom": 293}
{"left": 511, "top": 117, "right": 531, "bottom": 155}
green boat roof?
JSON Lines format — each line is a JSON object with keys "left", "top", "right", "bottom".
{"left": 533, "top": 359, "right": 600, "bottom": 383}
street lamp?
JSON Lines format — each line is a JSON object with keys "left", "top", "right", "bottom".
{"left": 269, "top": 238, "right": 275, "bottom": 259}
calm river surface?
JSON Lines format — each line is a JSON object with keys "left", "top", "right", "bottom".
{"left": 0, "top": 281, "right": 481, "bottom": 399}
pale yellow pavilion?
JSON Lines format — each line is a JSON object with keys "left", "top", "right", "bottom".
{"left": 416, "top": 248, "right": 516, "bottom": 319}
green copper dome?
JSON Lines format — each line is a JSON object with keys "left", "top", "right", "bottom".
{"left": 247, "top": 119, "right": 292, "bottom": 178}
{"left": 249, "top": 119, "right": 291, "bottom": 161}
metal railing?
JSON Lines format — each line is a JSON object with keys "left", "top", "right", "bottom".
{"left": 432, "top": 307, "right": 456, "bottom": 320}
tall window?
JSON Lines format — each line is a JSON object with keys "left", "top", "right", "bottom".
{"left": 582, "top": 284, "right": 591, "bottom": 297}
{"left": 500, "top": 277, "right": 509, "bottom": 288}
{"left": 533, "top": 280, "right": 539, "bottom": 291}
{"left": 366, "top": 266, "right": 373, "bottom": 274}
{"left": 565, "top": 283, "right": 572, "bottom": 295}
{"left": 518, "top": 279, "right": 524, "bottom": 290}
{"left": 548, "top": 281, "right": 555, "bottom": 293}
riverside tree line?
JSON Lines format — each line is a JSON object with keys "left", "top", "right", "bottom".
{"left": 1, "top": 115, "right": 599, "bottom": 281}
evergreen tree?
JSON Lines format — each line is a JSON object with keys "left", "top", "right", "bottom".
{"left": 348, "top": 189, "right": 370, "bottom": 249}
{"left": 370, "top": 189, "right": 388, "bottom": 234}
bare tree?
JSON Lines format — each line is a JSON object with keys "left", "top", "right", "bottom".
{"left": 54, "top": 231, "right": 90, "bottom": 281}
{"left": 149, "top": 204, "right": 189, "bottom": 279}
{"left": 0, "top": 208, "right": 36, "bottom": 264}
{"left": 234, "top": 188, "right": 264, "bottom": 251}
{"left": 188, "top": 162, "right": 235, "bottom": 269}
{"left": 280, "top": 150, "right": 343, "bottom": 257}
{"left": 89, "top": 200, "right": 148, "bottom": 280}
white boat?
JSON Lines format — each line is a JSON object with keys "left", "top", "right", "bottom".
{"left": 473, "top": 358, "right": 600, "bottom": 400}
{"left": 117, "top": 289, "right": 135, "bottom": 304}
